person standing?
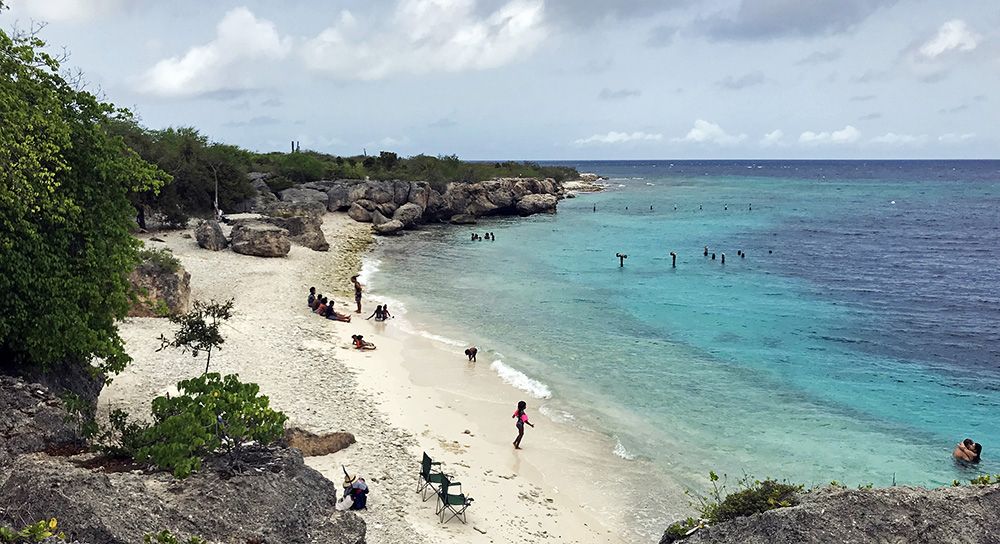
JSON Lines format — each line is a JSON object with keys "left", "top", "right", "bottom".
{"left": 512, "top": 400, "right": 535, "bottom": 449}
{"left": 350, "top": 275, "right": 363, "bottom": 313}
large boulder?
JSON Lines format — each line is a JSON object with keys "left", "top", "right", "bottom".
{"left": 265, "top": 216, "right": 329, "bottom": 252}
{"left": 230, "top": 223, "right": 291, "bottom": 258}
{"left": 327, "top": 183, "right": 351, "bottom": 211}
{"left": 370, "top": 210, "right": 391, "bottom": 227}
{"left": 0, "top": 449, "right": 366, "bottom": 544}
{"left": 194, "top": 220, "right": 228, "bottom": 251}
{"left": 373, "top": 220, "right": 405, "bottom": 235}
{"left": 662, "top": 485, "right": 1000, "bottom": 544}
{"left": 264, "top": 200, "right": 326, "bottom": 221}
{"left": 348, "top": 202, "right": 372, "bottom": 223}
{"left": 449, "top": 214, "right": 477, "bottom": 225}
{"left": 392, "top": 202, "right": 423, "bottom": 227}
{"left": 284, "top": 427, "right": 356, "bottom": 457}
{"left": 127, "top": 254, "right": 191, "bottom": 317}
{"left": 278, "top": 187, "right": 329, "bottom": 208}
{"left": 0, "top": 376, "right": 79, "bottom": 471}
{"left": 515, "top": 193, "right": 559, "bottom": 216}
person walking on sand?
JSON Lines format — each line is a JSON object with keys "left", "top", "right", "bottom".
{"left": 512, "top": 400, "right": 534, "bottom": 449}
{"left": 350, "top": 275, "right": 363, "bottom": 313}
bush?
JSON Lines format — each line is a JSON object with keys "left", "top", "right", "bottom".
{"left": 138, "top": 247, "right": 181, "bottom": 274}
{"left": 0, "top": 519, "right": 63, "bottom": 543}
{"left": 144, "top": 530, "right": 207, "bottom": 544}
{"left": 135, "top": 373, "right": 288, "bottom": 478}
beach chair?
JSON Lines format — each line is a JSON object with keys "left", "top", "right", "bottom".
{"left": 437, "top": 474, "right": 473, "bottom": 524}
{"left": 416, "top": 452, "right": 445, "bottom": 502}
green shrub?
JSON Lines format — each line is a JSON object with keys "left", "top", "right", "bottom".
{"left": 138, "top": 247, "right": 181, "bottom": 274}
{"left": 157, "top": 299, "right": 234, "bottom": 374}
{"left": 144, "top": 530, "right": 208, "bottom": 544}
{"left": 136, "top": 373, "right": 288, "bottom": 478}
{"left": 969, "top": 474, "right": 999, "bottom": 486}
{"left": 0, "top": 518, "right": 63, "bottom": 543}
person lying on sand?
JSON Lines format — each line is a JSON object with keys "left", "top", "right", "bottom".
{"left": 954, "top": 438, "right": 982, "bottom": 463}
{"left": 352, "top": 334, "right": 376, "bottom": 350}
{"left": 324, "top": 301, "right": 351, "bottom": 322}
{"left": 465, "top": 347, "right": 478, "bottom": 362}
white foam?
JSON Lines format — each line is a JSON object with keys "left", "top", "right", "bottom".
{"left": 490, "top": 359, "right": 552, "bottom": 399}
{"left": 356, "top": 257, "right": 381, "bottom": 288}
{"left": 612, "top": 436, "right": 637, "bottom": 461}
{"left": 539, "top": 404, "right": 576, "bottom": 423}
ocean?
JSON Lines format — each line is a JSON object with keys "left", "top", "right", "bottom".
{"left": 364, "top": 160, "right": 1000, "bottom": 533}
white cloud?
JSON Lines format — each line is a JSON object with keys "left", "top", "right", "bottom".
{"left": 869, "top": 132, "right": 927, "bottom": 146}
{"left": 799, "top": 125, "right": 861, "bottom": 145}
{"left": 138, "top": 8, "right": 292, "bottom": 97}
{"left": 8, "top": 0, "right": 124, "bottom": 22}
{"left": 760, "top": 129, "right": 784, "bottom": 147}
{"left": 302, "top": 0, "right": 547, "bottom": 80}
{"left": 938, "top": 133, "right": 976, "bottom": 144}
{"left": 574, "top": 131, "right": 664, "bottom": 145}
{"left": 919, "top": 20, "right": 980, "bottom": 59}
{"left": 673, "top": 120, "right": 747, "bottom": 145}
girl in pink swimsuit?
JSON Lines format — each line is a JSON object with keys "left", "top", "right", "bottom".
{"left": 512, "top": 400, "right": 535, "bottom": 449}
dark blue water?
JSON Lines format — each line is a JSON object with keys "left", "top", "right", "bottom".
{"left": 371, "top": 161, "right": 1000, "bottom": 520}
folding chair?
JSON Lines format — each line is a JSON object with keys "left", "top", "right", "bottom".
{"left": 438, "top": 474, "right": 473, "bottom": 524}
{"left": 416, "top": 452, "right": 445, "bottom": 501}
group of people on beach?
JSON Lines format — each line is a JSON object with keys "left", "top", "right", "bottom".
{"left": 306, "top": 276, "right": 384, "bottom": 350}
{"left": 307, "top": 286, "right": 352, "bottom": 322}
{"left": 471, "top": 232, "right": 495, "bottom": 241}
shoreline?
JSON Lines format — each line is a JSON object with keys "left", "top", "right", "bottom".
{"left": 102, "top": 212, "right": 658, "bottom": 544}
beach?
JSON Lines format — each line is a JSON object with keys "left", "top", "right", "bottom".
{"left": 102, "top": 212, "right": 645, "bottom": 544}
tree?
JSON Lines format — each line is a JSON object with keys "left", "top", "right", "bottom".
{"left": 157, "top": 299, "right": 234, "bottom": 375}
{"left": 0, "top": 20, "right": 169, "bottom": 377}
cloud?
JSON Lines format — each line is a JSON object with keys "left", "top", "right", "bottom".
{"left": 859, "top": 112, "right": 882, "bottom": 121}
{"left": 799, "top": 125, "right": 861, "bottom": 145}
{"left": 870, "top": 132, "right": 926, "bottom": 145}
{"left": 701, "top": 0, "right": 897, "bottom": 41}
{"left": 938, "top": 104, "right": 969, "bottom": 115}
{"left": 429, "top": 118, "right": 458, "bottom": 128}
{"left": 545, "top": 0, "right": 680, "bottom": 27}
{"left": 918, "top": 20, "right": 980, "bottom": 60}
{"left": 760, "top": 129, "right": 784, "bottom": 147}
{"left": 796, "top": 50, "right": 842, "bottom": 65}
{"left": 222, "top": 116, "right": 282, "bottom": 128}
{"left": 574, "top": 131, "right": 664, "bottom": 145}
{"left": 7, "top": 0, "right": 125, "bottom": 22}
{"left": 138, "top": 8, "right": 291, "bottom": 97}
{"left": 598, "top": 88, "right": 641, "bottom": 100}
{"left": 302, "top": 0, "right": 546, "bottom": 80}
{"left": 850, "top": 94, "right": 877, "bottom": 102}
{"left": 851, "top": 70, "right": 890, "bottom": 84}
{"left": 673, "top": 120, "right": 747, "bottom": 145}
{"left": 938, "top": 133, "right": 975, "bottom": 144}
{"left": 716, "top": 71, "right": 765, "bottom": 90}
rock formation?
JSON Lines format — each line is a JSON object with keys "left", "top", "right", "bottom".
{"left": 127, "top": 256, "right": 191, "bottom": 318}
{"left": 262, "top": 201, "right": 329, "bottom": 252}
{"left": 660, "top": 485, "right": 1000, "bottom": 544}
{"left": 0, "top": 375, "right": 80, "bottom": 472}
{"left": 194, "top": 220, "right": 228, "bottom": 251}
{"left": 1, "top": 449, "right": 366, "bottom": 544}
{"left": 230, "top": 223, "right": 291, "bottom": 258}
{"left": 284, "top": 427, "right": 356, "bottom": 457}
{"left": 515, "top": 193, "right": 559, "bottom": 216}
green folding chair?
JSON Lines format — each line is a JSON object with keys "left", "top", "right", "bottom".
{"left": 437, "top": 474, "right": 473, "bottom": 524}
{"left": 416, "top": 452, "right": 446, "bottom": 502}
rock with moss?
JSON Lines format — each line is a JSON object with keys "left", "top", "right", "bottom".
{"left": 128, "top": 250, "right": 191, "bottom": 318}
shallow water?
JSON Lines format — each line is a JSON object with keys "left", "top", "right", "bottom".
{"left": 367, "top": 160, "right": 1000, "bottom": 536}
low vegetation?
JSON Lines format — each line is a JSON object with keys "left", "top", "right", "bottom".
{"left": 138, "top": 247, "right": 182, "bottom": 274}
{"left": 0, "top": 519, "right": 62, "bottom": 543}
{"left": 156, "top": 299, "right": 234, "bottom": 374}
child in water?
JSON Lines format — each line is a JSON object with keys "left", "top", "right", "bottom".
{"left": 512, "top": 400, "right": 535, "bottom": 449}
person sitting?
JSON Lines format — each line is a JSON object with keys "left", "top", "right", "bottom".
{"left": 307, "top": 287, "right": 316, "bottom": 307}
{"left": 325, "top": 301, "right": 352, "bottom": 322}
{"left": 311, "top": 293, "right": 323, "bottom": 311}
{"left": 343, "top": 474, "right": 369, "bottom": 510}
{"left": 954, "top": 438, "right": 982, "bottom": 463}
{"left": 465, "top": 346, "right": 478, "bottom": 362}
{"left": 352, "top": 334, "right": 376, "bottom": 350}
{"left": 366, "top": 305, "right": 386, "bottom": 321}
{"left": 315, "top": 296, "right": 328, "bottom": 316}
{"left": 382, "top": 304, "right": 392, "bottom": 319}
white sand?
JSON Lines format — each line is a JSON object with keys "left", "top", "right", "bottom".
{"left": 102, "top": 213, "right": 643, "bottom": 544}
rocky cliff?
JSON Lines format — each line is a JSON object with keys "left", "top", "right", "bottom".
{"left": 661, "top": 485, "right": 1000, "bottom": 544}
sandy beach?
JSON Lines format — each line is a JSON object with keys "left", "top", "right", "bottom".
{"left": 101, "top": 213, "right": 644, "bottom": 544}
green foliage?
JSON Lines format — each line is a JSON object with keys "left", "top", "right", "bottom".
{"left": 0, "top": 518, "right": 63, "bottom": 543}
{"left": 98, "top": 408, "right": 150, "bottom": 459}
{"left": 138, "top": 247, "right": 181, "bottom": 274}
{"left": 61, "top": 392, "right": 99, "bottom": 440}
{"left": 271, "top": 151, "right": 326, "bottom": 183}
{"left": 157, "top": 299, "right": 234, "bottom": 374}
{"left": 662, "top": 518, "right": 700, "bottom": 542}
{"left": 0, "top": 24, "right": 169, "bottom": 377}
{"left": 136, "top": 373, "right": 288, "bottom": 478}
{"left": 828, "top": 480, "right": 846, "bottom": 489}
{"left": 143, "top": 530, "right": 208, "bottom": 544}
{"left": 969, "top": 474, "right": 999, "bottom": 486}
{"left": 952, "top": 479, "right": 962, "bottom": 487}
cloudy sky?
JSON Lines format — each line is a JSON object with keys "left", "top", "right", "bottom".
{"left": 4, "top": 0, "right": 997, "bottom": 159}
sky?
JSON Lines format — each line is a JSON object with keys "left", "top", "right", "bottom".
{"left": 4, "top": 0, "right": 998, "bottom": 159}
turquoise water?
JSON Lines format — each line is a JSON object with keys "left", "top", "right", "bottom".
{"left": 368, "top": 161, "right": 1000, "bottom": 527}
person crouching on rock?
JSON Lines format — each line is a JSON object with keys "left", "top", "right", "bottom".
{"left": 465, "top": 347, "right": 478, "bottom": 362}
{"left": 954, "top": 438, "right": 982, "bottom": 463}
{"left": 343, "top": 474, "right": 369, "bottom": 510}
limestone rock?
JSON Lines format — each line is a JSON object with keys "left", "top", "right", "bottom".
{"left": 265, "top": 216, "right": 329, "bottom": 252}
{"left": 327, "top": 184, "right": 351, "bottom": 211}
{"left": 515, "top": 193, "right": 559, "bottom": 216}
{"left": 127, "top": 255, "right": 191, "bottom": 317}
{"left": 194, "top": 220, "right": 227, "bottom": 251}
{"left": 373, "top": 219, "right": 405, "bottom": 235}
{"left": 230, "top": 223, "right": 291, "bottom": 258}
{"left": 449, "top": 214, "right": 478, "bottom": 225}
{"left": 392, "top": 202, "right": 423, "bottom": 227}
{"left": 371, "top": 210, "right": 391, "bottom": 227}
{"left": 284, "top": 427, "right": 356, "bottom": 457}
{"left": 0, "top": 376, "right": 79, "bottom": 472}
{"left": 662, "top": 485, "right": 1000, "bottom": 544}
{"left": 0, "top": 449, "right": 366, "bottom": 544}
{"left": 278, "top": 187, "right": 329, "bottom": 208}
{"left": 348, "top": 202, "right": 372, "bottom": 223}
